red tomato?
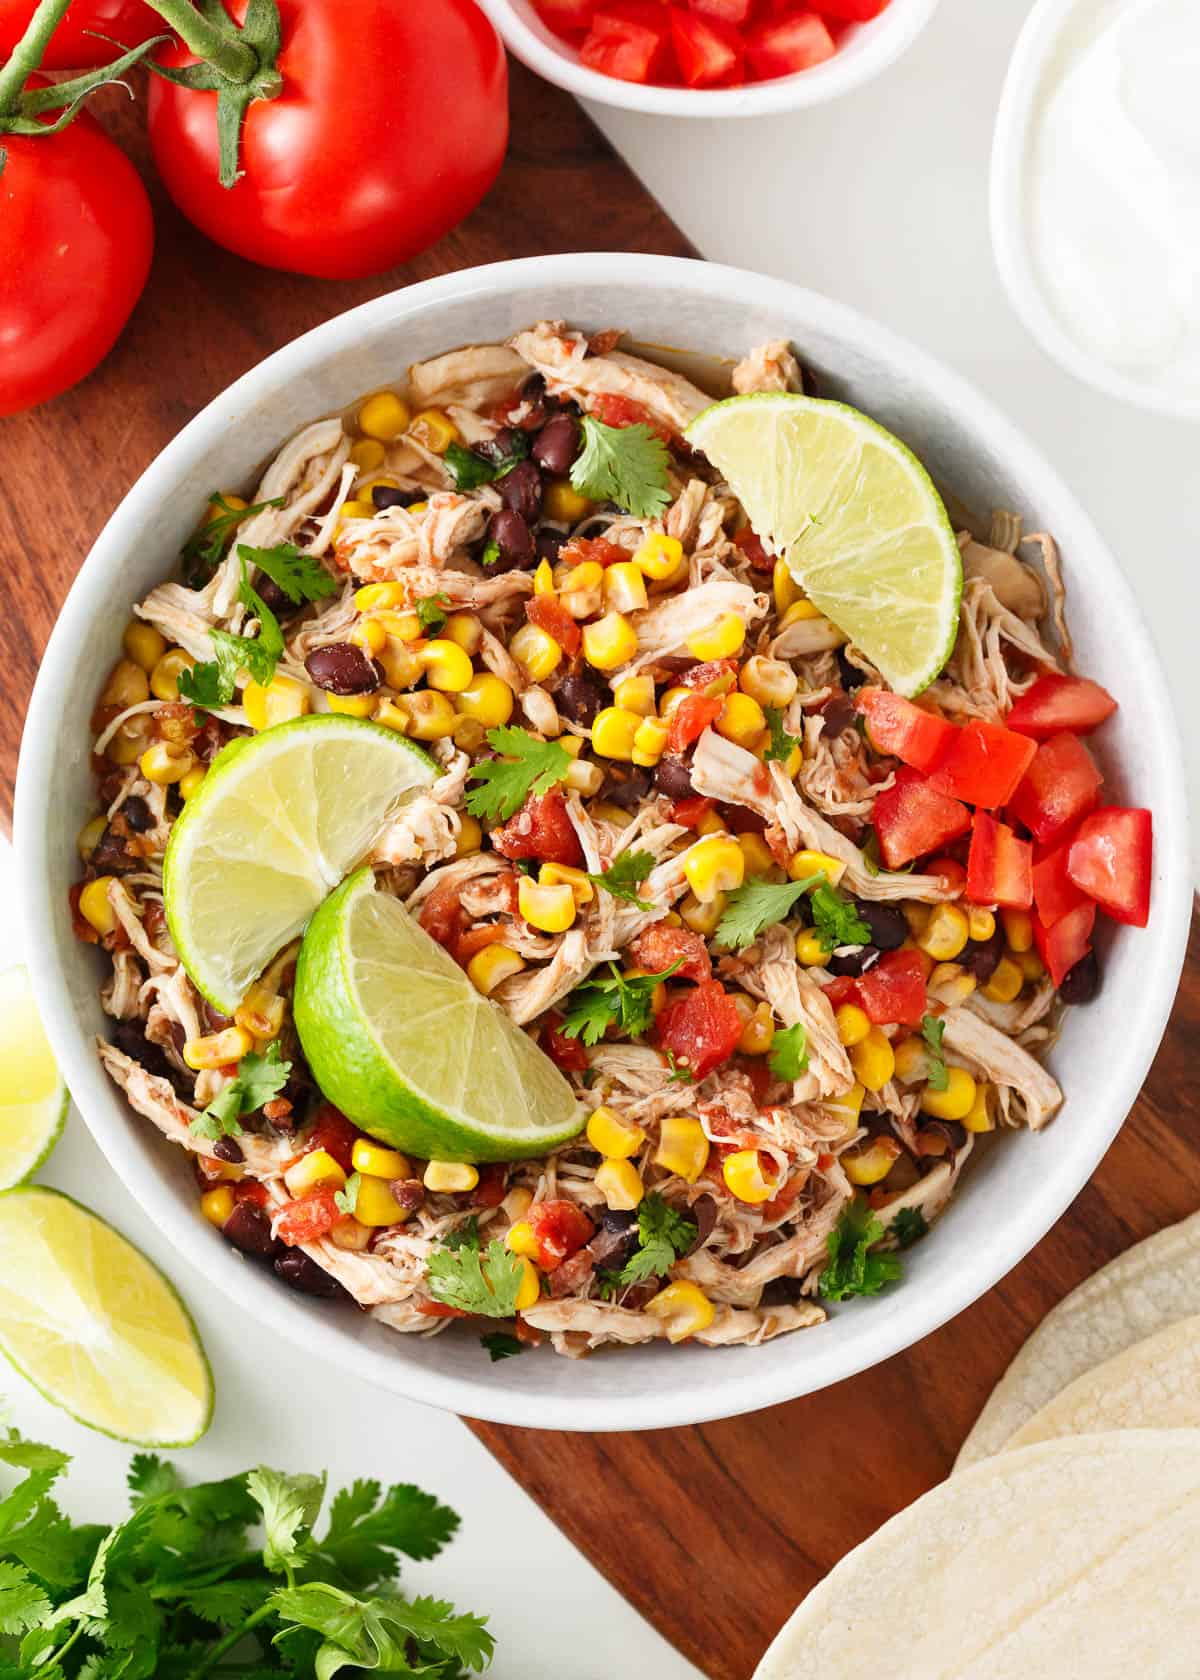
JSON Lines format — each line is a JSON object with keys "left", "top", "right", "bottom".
{"left": 473, "top": 1164, "right": 510, "bottom": 1208}
{"left": 656, "top": 979, "right": 743, "bottom": 1079}
{"left": 581, "top": 5, "right": 672, "bottom": 84}
{"left": 1008, "top": 733, "right": 1103, "bottom": 845}
{"left": 627, "top": 924, "right": 712, "bottom": 982}
{"left": 855, "top": 948, "right": 927, "bottom": 1027}
{"left": 233, "top": 1178, "right": 269, "bottom": 1207}
{"left": 535, "top": 0, "right": 595, "bottom": 31}
{"left": 671, "top": 9, "right": 744, "bottom": 84}
{"left": 560, "top": 535, "right": 631, "bottom": 569}
{"left": 491, "top": 788, "right": 585, "bottom": 868}
{"left": 679, "top": 658, "right": 740, "bottom": 692}
{"left": 415, "top": 1297, "right": 468, "bottom": 1319}
{"left": 927, "top": 718, "right": 1037, "bottom": 811}
{"left": 526, "top": 594, "right": 581, "bottom": 656}
{"left": 1067, "top": 807, "right": 1153, "bottom": 928}
{"left": 871, "top": 768, "right": 972, "bottom": 869}
{"left": 1005, "top": 674, "right": 1117, "bottom": 741}
{"left": 966, "top": 812, "right": 1033, "bottom": 910}
{"left": 733, "top": 527, "right": 771, "bottom": 570}
{"left": 456, "top": 923, "right": 510, "bottom": 962}
{"left": 274, "top": 1188, "right": 340, "bottom": 1246}
{"left": 302, "top": 1104, "right": 359, "bottom": 1172}
{"left": 668, "top": 795, "right": 716, "bottom": 830}
{"left": 1031, "top": 837, "right": 1089, "bottom": 928}
{"left": 146, "top": 0, "right": 507, "bottom": 280}
{"left": 812, "top": 0, "right": 888, "bottom": 17}
{"left": 821, "top": 975, "right": 860, "bottom": 1010}
{"left": 544, "top": 1013, "right": 590, "bottom": 1073}
{"left": 667, "top": 693, "right": 725, "bottom": 753}
{"left": 0, "top": 98, "right": 152, "bottom": 416}
{"left": 745, "top": 9, "right": 836, "bottom": 78}
{"left": 0, "top": 0, "right": 160, "bottom": 68}
{"left": 587, "top": 388, "right": 675, "bottom": 443}
{"left": 690, "top": 0, "right": 753, "bottom": 21}
{"left": 1034, "top": 901, "right": 1096, "bottom": 988}
{"left": 524, "top": 1199, "right": 595, "bottom": 1271}
{"left": 855, "top": 688, "right": 956, "bottom": 774}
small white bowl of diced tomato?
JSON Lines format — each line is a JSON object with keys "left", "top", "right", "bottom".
{"left": 480, "top": 0, "right": 941, "bottom": 114}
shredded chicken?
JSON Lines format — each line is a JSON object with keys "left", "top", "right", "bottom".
{"left": 510, "top": 321, "right": 712, "bottom": 433}
{"left": 732, "top": 340, "right": 804, "bottom": 395}
{"left": 941, "top": 1007, "right": 1063, "bottom": 1130}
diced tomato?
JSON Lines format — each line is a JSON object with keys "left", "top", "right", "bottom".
{"left": 723, "top": 804, "right": 767, "bottom": 835}
{"left": 1031, "top": 836, "right": 1089, "bottom": 928}
{"left": 535, "top": 0, "right": 596, "bottom": 32}
{"left": 671, "top": 9, "right": 744, "bottom": 84}
{"left": 656, "top": 979, "right": 743, "bottom": 1079}
{"left": 628, "top": 923, "right": 712, "bottom": 982}
{"left": 581, "top": 5, "right": 672, "bottom": 83}
{"left": 926, "top": 718, "right": 1037, "bottom": 811}
{"left": 588, "top": 389, "right": 674, "bottom": 444}
{"left": 1008, "top": 732, "right": 1103, "bottom": 845}
{"left": 821, "top": 975, "right": 860, "bottom": 1010}
{"left": 524, "top": 1199, "right": 596, "bottom": 1271}
{"left": 526, "top": 594, "right": 581, "bottom": 656}
{"left": 855, "top": 688, "right": 956, "bottom": 774}
{"left": 679, "top": 657, "right": 740, "bottom": 693}
{"left": 667, "top": 693, "right": 725, "bottom": 753}
{"left": 491, "top": 788, "right": 584, "bottom": 867}
{"left": 1005, "top": 674, "right": 1118, "bottom": 741}
{"left": 233, "top": 1178, "right": 269, "bottom": 1207}
{"left": 732, "top": 526, "right": 771, "bottom": 570}
{"left": 456, "top": 923, "right": 510, "bottom": 961}
{"left": 737, "top": 1056, "right": 773, "bottom": 1107}
{"left": 473, "top": 1164, "right": 510, "bottom": 1208}
{"left": 926, "top": 855, "right": 967, "bottom": 894}
{"left": 690, "top": 0, "right": 752, "bottom": 22}
{"left": 544, "top": 1012, "right": 590, "bottom": 1073}
{"left": 1067, "top": 807, "right": 1153, "bottom": 928}
{"left": 855, "top": 948, "right": 927, "bottom": 1027}
{"left": 811, "top": 0, "right": 887, "bottom": 17}
{"left": 761, "top": 1168, "right": 808, "bottom": 1223}
{"left": 1034, "top": 901, "right": 1096, "bottom": 988}
{"left": 419, "top": 880, "right": 465, "bottom": 953}
{"left": 274, "top": 1188, "right": 340, "bottom": 1247}
{"left": 560, "top": 535, "right": 630, "bottom": 568}
{"left": 668, "top": 795, "right": 716, "bottom": 830}
{"left": 870, "top": 768, "right": 972, "bottom": 869}
{"left": 746, "top": 9, "right": 836, "bottom": 78}
{"left": 415, "top": 1297, "right": 469, "bottom": 1319}
{"left": 965, "top": 812, "right": 1033, "bottom": 909}
{"left": 304, "top": 1104, "right": 359, "bottom": 1173}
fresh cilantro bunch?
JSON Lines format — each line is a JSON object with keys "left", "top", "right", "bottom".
{"left": 558, "top": 960, "right": 683, "bottom": 1047}
{"left": 819, "top": 1201, "right": 902, "bottom": 1302}
{"left": 464, "top": 728, "right": 572, "bottom": 823}
{"left": 189, "top": 1041, "right": 290, "bottom": 1142}
{"left": 0, "top": 1425, "right": 493, "bottom": 1678}
{"left": 600, "top": 1193, "right": 696, "bottom": 1295}
{"left": 570, "top": 416, "right": 671, "bottom": 519}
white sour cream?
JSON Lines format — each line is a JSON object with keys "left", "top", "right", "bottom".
{"left": 1027, "top": 0, "right": 1200, "bottom": 397}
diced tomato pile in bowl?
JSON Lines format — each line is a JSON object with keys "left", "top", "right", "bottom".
{"left": 533, "top": 0, "right": 891, "bottom": 88}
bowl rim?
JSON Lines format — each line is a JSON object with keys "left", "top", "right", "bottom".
{"left": 14, "top": 253, "right": 1192, "bottom": 1431}
{"left": 990, "top": 0, "right": 1200, "bottom": 423}
{"left": 478, "top": 0, "right": 943, "bottom": 117}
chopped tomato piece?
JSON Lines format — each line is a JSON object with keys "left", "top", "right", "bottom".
{"left": 524, "top": 1199, "right": 596, "bottom": 1270}
{"left": 491, "top": 788, "right": 584, "bottom": 867}
{"left": 456, "top": 923, "right": 510, "bottom": 962}
{"left": 233, "top": 1178, "right": 269, "bottom": 1207}
{"left": 304, "top": 1104, "right": 359, "bottom": 1173}
{"left": 679, "top": 657, "right": 740, "bottom": 693}
{"left": 966, "top": 811, "right": 1033, "bottom": 909}
{"left": 746, "top": 9, "right": 836, "bottom": 78}
{"left": 581, "top": 6, "right": 672, "bottom": 82}
{"left": 668, "top": 795, "right": 716, "bottom": 830}
{"left": 473, "top": 1164, "right": 509, "bottom": 1208}
{"left": 1008, "top": 732, "right": 1103, "bottom": 845}
{"left": 560, "top": 535, "right": 630, "bottom": 568}
{"left": 926, "top": 718, "right": 1037, "bottom": 810}
{"left": 925, "top": 855, "right": 967, "bottom": 894}
{"left": 855, "top": 948, "right": 927, "bottom": 1027}
{"left": 671, "top": 9, "right": 744, "bottom": 84}
{"left": 732, "top": 526, "right": 771, "bottom": 569}
{"left": 544, "top": 1012, "right": 590, "bottom": 1073}
{"left": 870, "top": 768, "right": 972, "bottom": 869}
{"left": 1067, "top": 807, "right": 1153, "bottom": 928}
{"left": 628, "top": 923, "right": 712, "bottom": 982}
{"left": 667, "top": 692, "right": 725, "bottom": 753}
{"left": 1034, "top": 901, "right": 1096, "bottom": 988}
{"left": 1031, "top": 836, "right": 1089, "bottom": 928}
{"left": 656, "top": 979, "right": 743, "bottom": 1079}
{"left": 526, "top": 594, "right": 581, "bottom": 656}
{"left": 274, "top": 1188, "right": 340, "bottom": 1247}
{"left": 1005, "top": 674, "right": 1118, "bottom": 741}
{"left": 855, "top": 688, "right": 956, "bottom": 774}
{"left": 419, "top": 880, "right": 465, "bottom": 952}
{"left": 821, "top": 975, "right": 860, "bottom": 1010}
{"left": 588, "top": 389, "right": 674, "bottom": 443}
{"left": 812, "top": 0, "right": 887, "bottom": 17}
{"left": 690, "top": 0, "right": 753, "bottom": 21}
{"left": 415, "top": 1297, "right": 469, "bottom": 1319}
{"left": 535, "top": 0, "right": 596, "bottom": 31}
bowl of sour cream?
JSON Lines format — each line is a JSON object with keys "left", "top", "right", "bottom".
{"left": 991, "top": 0, "right": 1200, "bottom": 421}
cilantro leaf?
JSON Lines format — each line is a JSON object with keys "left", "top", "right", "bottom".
{"left": 892, "top": 1206, "right": 930, "bottom": 1249}
{"left": 127, "top": 1453, "right": 180, "bottom": 1505}
{"left": 317, "top": 1481, "right": 460, "bottom": 1586}
{"left": 480, "top": 1332, "right": 524, "bottom": 1362}
{"left": 615, "top": 1193, "right": 697, "bottom": 1288}
{"left": 180, "top": 492, "right": 285, "bottom": 589}
{"left": 415, "top": 592, "right": 452, "bottom": 634}
{"left": 334, "top": 1173, "right": 361, "bottom": 1217}
{"left": 446, "top": 433, "right": 529, "bottom": 492}
{"left": 426, "top": 1239, "right": 525, "bottom": 1318}
{"left": 768, "top": 1021, "right": 809, "bottom": 1081}
{"left": 921, "top": 1013, "right": 948, "bottom": 1091}
{"left": 762, "top": 705, "right": 800, "bottom": 764}
{"left": 713, "top": 873, "right": 825, "bottom": 950}
{"left": 559, "top": 960, "right": 683, "bottom": 1047}
{"left": 0, "top": 1561, "right": 50, "bottom": 1636}
{"left": 480, "top": 538, "right": 502, "bottom": 567}
{"left": 586, "top": 849, "right": 654, "bottom": 905}
{"left": 464, "top": 726, "right": 572, "bottom": 822}
{"left": 271, "top": 1582, "right": 494, "bottom": 1676}
{"left": 178, "top": 555, "right": 287, "bottom": 711}
{"left": 442, "top": 1216, "right": 480, "bottom": 1253}
{"left": 247, "top": 1468, "right": 326, "bottom": 1574}
{"left": 237, "top": 540, "right": 337, "bottom": 605}
{"left": 819, "top": 1201, "right": 902, "bottom": 1301}
{"left": 809, "top": 884, "right": 871, "bottom": 954}
{"left": 571, "top": 415, "right": 671, "bottom": 519}
{"left": 190, "top": 1041, "right": 290, "bottom": 1141}
{"left": 664, "top": 1048, "right": 694, "bottom": 1083}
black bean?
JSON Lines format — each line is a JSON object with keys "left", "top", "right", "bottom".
{"left": 122, "top": 794, "right": 153, "bottom": 832}
{"left": 555, "top": 669, "right": 606, "bottom": 725}
{"left": 254, "top": 575, "right": 292, "bottom": 615}
{"left": 856, "top": 901, "right": 908, "bottom": 951}
{"left": 828, "top": 945, "right": 877, "bottom": 977}
{"left": 600, "top": 766, "right": 652, "bottom": 810}
{"left": 683, "top": 1194, "right": 718, "bottom": 1256}
{"left": 960, "top": 928, "right": 1004, "bottom": 983}
{"left": 223, "top": 1202, "right": 277, "bottom": 1258}
{"left": 532, "top": 413, "right": 581, "bottom": 476}
{"left": 112, "top": 1021, "right": 176, "bottom": 1086}
{"left": 1058, "top": 950, "right": 1100, "bottom": 1004}
{"left": 836, "top": 648, "right": 865, "bottom": 693}
{"left": 535, "top": 528, "right": 567, "bottom": 565}
{"left": 212, "top": 1134, "right": 244, "bottom": 1163}
{"left": 653, "top": 755, "right": 695, "bottom": 800}
{"left": 760, "top": 1277, "right": 806, "bottom": 1307}
{"left": 304, "top": 642, "right": 382, "bottom": 695}
{"left": 274, "top": 1250, "right": 350, "bottom": 1300}
{"left": 821, "top": 696, "right": 858, "bottom": 737}
{"left": 90, "top": 826, "right": 136, "bottom": 876}
{"left": 480, "top": 426, "right": 521, "bottom": 463}
{"left": 488, "top": 508, "right": 535, "bottom": 568}
{"left": 586, "top": 1209, "right": 639, "bottom": 1275}
{"left": 498, "top": 460, "right": 543, "bottom": 525}
{"left": 372, "top": 484, "right": 423, "bottom": 511}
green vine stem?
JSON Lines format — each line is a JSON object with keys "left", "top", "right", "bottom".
{"left": 140, "top": 0, "right": 258, "bottom": 83}
{"left": 0, "top": 0, "right": 73, "bottom": 116}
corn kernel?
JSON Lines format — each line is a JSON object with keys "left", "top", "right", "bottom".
{"left": 351, "top": 1138, "right": 411, "bottom": 1179}
{"left": 688, "top": 613, "right": 746, "bottom": 662}
{"left": 595, "top": 1157, "right": 645, "bottom": 1212}
{"left": 851, "top": 1027, "right": 896, "bottom": 1093}
{"left": 514, "top": 1256, "right": 541, "bottom": 1312}
{"left": 349, "top": 437, "right": 386, "bottom": 471}
{"left": 983, "top": 956, "right": 1024, "bottom": 1003}
{"left": 892, "top": 1036, "right": 927, "bottom": 1083}
{"left": 76, "top": 816, "right": 107, "bottom": 861}
{"left": 284, "top": 1148, "right": 347, "bottom": 1199}
{"left": 603, "top": 561, "right": 649, "bottom": 614}
{"left": 631, "top": 716, "right": 668, "bottom": 768}
{"left": 502, "top": 1187, "right": 533, "bottom": 1225}
{"left": 354, "top": 1176, "right": 411, "bottom": 1227}
{"left": 586, "top": 1106, "right": 645, "bottom": 1159}
{"left": 442, "top": 612, "right": 482, "bottom": 655}
{"left": 679, "top": 889, "right": 726, "bottom": 935}
{"left": 420, "top": 638, "right": 474, "bottom": 693}
{"left": 540, "top": 861, "right": 594, "bottom": 906}
{"left": 921, "top": 1065, "right": 977, "bottom": 1121}
{"left": 543, "top": 479, "right": 593, "bottom": 523}
{"left": 827, "top": 1081, "right": 866, "bottom": 1122}
{"left": 1002, "top": 908, "right": 1034, "bottom": 952}
{"left": 450, "top": 716, "right": 485, "bottom": 754}
{"left": 355, "top": 581, "right": 408, "bottom": 611}
{"left": 591, "top": 798, "right": 635, "bottom": 827}
{"left": 200, "top": 1186, "right": 235, "bottom": 1228}
{"left": 739, "top": 654, "right": 798, "bottom": 709}
{"left": 780, "top": 599, "right": 822, "bottom": 626}
{"left": 842, "top": 1136, "right": 902, "bottom": 1186}
{"left": 835, "top": 1004, "right": 872, "bottom": 1047}
{"left": 455, "top": 814, "right": 483, "bottom": 857}
{"left": 242, "top": 674, "right": 311, "bottom": 731}
{"left": 373, "top": 699, "right": 412, "bottom": 733}
{"left": 722, "top": 1149, "right": 778, "bottom": 1204}
{"left": 652, "top": 1117, "right": 708, "bottom": 1183}
{"left": 715, "top": 690, "right": 766, "bottom": 750}
{"left": 902, "top": 902, "right": 931, "bottom": 937}
{"left": 963, "top": 1080, "right": 998, "bottom": 1133}
{"left": 359, "top": 391, "right": 411, "bottom": 441}
{"left": 325, "top": 693, "right": 375, "bottom": 718}
{"left": 695, "top": 807, "right": 726, "bottom": 836}
{"left": 613, "top": 674, "right": 656, "bottom": 716}
{"left": 683, "top": 834, "right": 745, "bottom": 903}
{"left": 78, "top": 876, "right": 117, "bottom": 936}
{"left": 505, "top": 1219, "right": 541, "bottom": 1261}
{"left": 424, "top": 1160, "right": 480, "bottom": 1193}
{"left": 658, "top": 685, "right": 690, "bottom": 721}
{"left": 916, "top": 903, "right": 970, "bottom": 962}
{"left": 409, "top": 408, "right": 460, "bottom": 455}
{"left": 735, "top": 999, "right": 775, "bottom": 1056}
{"left": 467, "top": 944, "right": 525, "bottom": 995}
{"left": 788, "top": 849, "right": 846, "bottom": 888}
{"left": 582, "top": 611, "right": 638, "bottom": 672}
{"left": 927, "top": 962, "right": 977, "bottom": 1007}
{"left": 518, "top": 877, "right": 577, "bottom": 934}
{"left": 737, "top": 832, "right": 776, "bottom": 877}
{"left": 567, "top": 758, "right": 605, "bottom": 796}
{"left": 373, "top": 608, "right": 424, "bottom": 642}
{"left": 591, "top": 706, "right": 642, "bottom": 761}
{"left": 795, "top": 929, "right": 829, "bottom": 966}
{"left": 233, "top": 988, "right": 285, "bottom": 1040}
{"left": 454, "top": 672, "right": 515, "bottom": 729}
{"left": 633, "top": 531, "right": 684, "bottom": 580}
{"left": 351, "top": 617, "right": 389, "bottom": 655}
{"left": 510, "top": 622, "right": 562, "bottom": 683}
{"left": 645, "top": 1279, "right": 715, "bottom": 1343}
{"left": 121, "top": 620, "right": 166, "bottom": 674}
{"left": 533, "top": 558, "right": 555, "bottom": 596}
{"left": 99, "top": 653, "right": 150, "bottom": 710}
{"left": 329, "top": 1217, "right": 373, "bottom": 1251}
{"left": 149, "top": 648, "right": 194, "bottom": 703}
{"left": 1016, "top": 948, "right": 1046, "bottom": 982}
{"left": 772, "top": 558, "right": 800, "bottom": 615}
{"left": 137, "top": 743, "right": 192, "bottom": 786}
{"left": 392, "top": 691, "right": 458, "bottom": 740}
{"left": 183, "top": 1026, "right": 254, "bottom": 1070}
{"left": 339, "top": 500, "right": 376, "bottom": 522}
{"left": 967, "top": 907, "right": 996, "bottom": 942}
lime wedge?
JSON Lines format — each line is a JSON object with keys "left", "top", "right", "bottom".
{"left": 294, "top": 869, "right": 585, "bottom": 1163}
{"left": 0, "top": 1187, "right": 211, "bottom": 1444}
{"left": 685, "top": 393, "right": 962, "bottom": 696}
{"left": 164, "top": 715, "right": 439, "bottom": 1013}
{"left": 0, "top": 966, "right": 67, "bottom": 1188}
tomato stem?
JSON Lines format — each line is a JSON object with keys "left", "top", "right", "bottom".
{"left": 141, "top": 0, "right": 259, "bottom": 84}
{"left": 0, "top": 0, "right": 73, "bottom": 116}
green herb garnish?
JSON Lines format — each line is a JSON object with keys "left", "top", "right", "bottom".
{"left": 768, "top": 1022, "right": 809, "bottom": 1081}
{"left": 762, "top": 705, "right": 800, "bottom": 764}
{"left": 180, "top": 491, "right": 285, "bottom": 588}
{"left": 809, "top": 884, "right": 871, "bottom": 954}
{"left": 713, "top": 873, "right": 826, "bottom": 950}
{"left": 612, "top": 1192, "right": 697, "bottom": 1289}
{"left": 892, "top": 1206, "right": 930, "bottom": 1249}
{"left": 445, "top": 433, "right": 529, "bottom": 492}
{"left": 334, "top": 1173, "right": 361, "bottom": 1217}
{"left": 178, "top": 555, "right": 286, "bottom": 711}
{"left": 819, "top": 1201, "right": 902, "bottom": 1301}
{"left": 189, "top": 1041, "right": 290, "bottom": 1141}
{"left": 237, "top": 540, "right": 338, "bottom": 605}
{"left": 587, "top": 849, "right": 655, "bottom": 905}
{"left": 559, "top": 959, "right": 684, "bottom": 1047}
{"left": 415, "top": 591, "right": 453, "bottom": 634}
{"left": 425, "top": 1226, "right": 525, "bottom": 1319}
{"left": 480, "top": 1332, "right": 524, "bottom": 1362}
{"left": 480, "top": 538, "right": 502, "bottom": 568}
{"left": 570, "top": 415, "right": 671, "bottom": 519}
{"left": 664, "top": 1049, "right": 695, "bottom": 1084}
{"left": 464, "top": 726, "right": 573, "bottom": 822}
{"left": 921, "top": 1013, "right": 948, "bottom": 1091}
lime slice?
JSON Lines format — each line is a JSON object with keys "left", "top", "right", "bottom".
{"left": 164, "top": 715, "right": 439, "bottom": 1013}
{"left": 0, "top": 1187, "right": 211, "bottom": 1444}
{"left": 294, "top": 868, "right": 585, "bottom": 1163}
{"left": 685, "top": 392, "right": 962, "bottom": 696}
{"left": 0, "top": 966, "right": 67, "bottom": 1188}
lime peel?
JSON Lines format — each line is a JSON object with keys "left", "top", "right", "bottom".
{"left": 0, "top": 965, "right": 68, "bottom": 1189}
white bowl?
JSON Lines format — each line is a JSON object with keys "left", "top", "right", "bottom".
{"left": 480, "top": 0, "right": 942, "bottom": 117}
{"left": 14, "top": 254, "right": 1190, "bottom": 1431}
{"left": 991, "top": 0, "right": 1200, "bottom": 422}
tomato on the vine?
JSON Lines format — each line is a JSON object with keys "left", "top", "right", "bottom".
{"left": 0, "top": 0, "right": 161, "bottom": 70}
{"left": 146, "top": 0, "right": 509, "bottom": 280}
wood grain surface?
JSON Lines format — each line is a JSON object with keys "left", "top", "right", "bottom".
{"left": 2, "top": 56, "right": 1197, "bottom": 1680}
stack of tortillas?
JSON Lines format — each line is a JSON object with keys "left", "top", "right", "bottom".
{"left": 755, "top": 1211, "right": 1200, "bottom": 1678}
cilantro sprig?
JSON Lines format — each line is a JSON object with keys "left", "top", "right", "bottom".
{"left": 238, "top": 540, "right": 338, "bottom": 605}
{"left": 713, "top": 873, "right": 826, "bottom": 950}
{"left": 189, "top": 1041, "right": 290, "bottom": 1141}
{"left": 178, "top": 556, "right": 285, "bottom": 711}
{"left": 180, "top": 491, "right": 285, "bottom": 588}
{"left": 768, "top": 1021, "right": 809, "bottom": 1081}
{"left": 570, "top": 415, "right": 671, "bottom": 519}
{"left": 587, "top": 849, "right": 655, "bottom": 905}
{"left": 416, "top": 592, "right": 453, "bottom": 634}
{"left": 559, "top": 959, "right": 684, "bottom": 1047}
{"left": 892, "top": 1206, "right": 930, "bottom": 1249}
{"left": 464, "top": 726, "right": 573, "bottom": 822}
{"left": 819, "top": 1201, "right": 903, "bottom": 1301}
{"left": 603, "top": 1192, "right": 696, "bottom": 1293}
{"left": 426, "top": 1223, "right": 525, "bottom": 1318}
{"left": 446, "top": 433, "right": 529, "bottom": 492}
{"left": 809, "top": 885, "right": 871, "bottom": 954}
{"left": 921, "top": 1013, "right": 949, "bottom": 1091}
{"left": 762, "top": 705, "right": 800, "bottom": 764}
{"left": 480, "top": 1332, "right": 524, "bottom": 1362}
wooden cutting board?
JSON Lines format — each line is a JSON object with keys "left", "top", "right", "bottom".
{"left": 2, "top": 61, "right": 1197, "bottom": 1680}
